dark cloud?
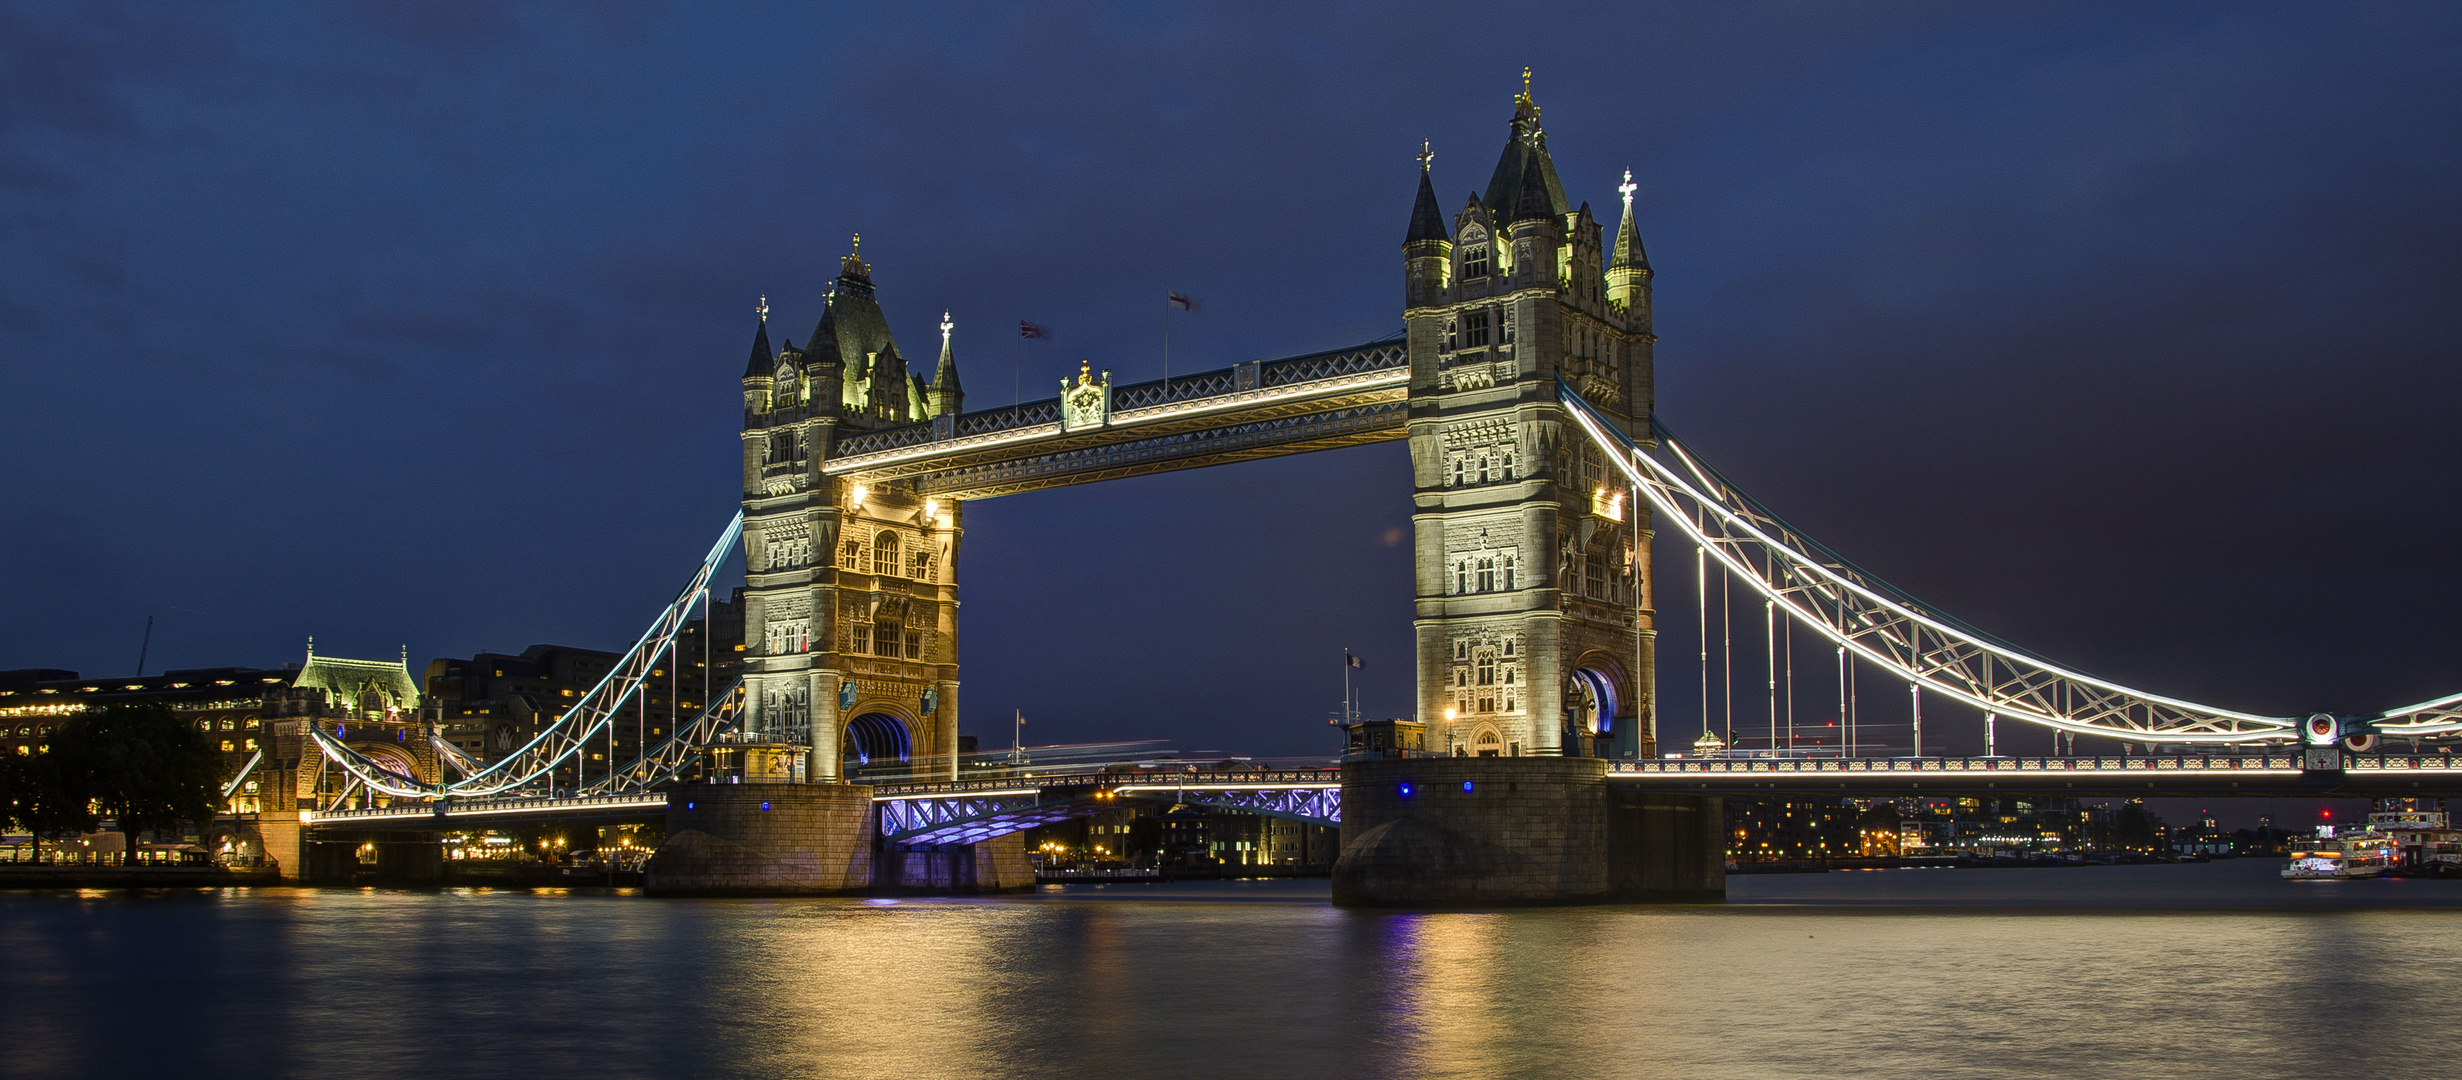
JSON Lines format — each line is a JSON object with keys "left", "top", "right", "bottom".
{"left": 1, "top": 3, "right": 2456, "bottom": 802}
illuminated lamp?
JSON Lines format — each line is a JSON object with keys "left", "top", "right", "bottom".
{"left": 851, "top": 484, "right": 869, "bottom": 505}
{"left": 760, "top": 801, "right": 771, "bottom": 811}
{"left": 1461, "top": 781, "right": 1474, "bottom": 793}
{"left": 1398, "top": 782, "right": 1414, "bottom": 799}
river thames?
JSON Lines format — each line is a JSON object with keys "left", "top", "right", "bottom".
{"left": 2, "top": 860, "right": 2454, "bottom": 1080}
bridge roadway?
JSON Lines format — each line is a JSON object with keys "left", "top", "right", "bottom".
{"left": 299, "top": 753, "right": 2462, "bottom": 840}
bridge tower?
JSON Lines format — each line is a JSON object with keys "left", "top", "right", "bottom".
{"left": 1406, "top": 76, "right": 1658, "bottom": 759}
{"left": 739, "top": 242, "right": 966, "bottom": 782}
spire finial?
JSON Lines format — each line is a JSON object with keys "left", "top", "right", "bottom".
{"left": 840, "top": 234, "right": 870, "bottom": 278}
{"left": 940, "top": 311, "right": 953, "bottom": 347}
{"left": 1417, "top": 139, "right": 1434, "bottom": 173}
{"left": 1523, "top": 66, "right": 1531, "bottom": 96}
{"left": 1618, "top": 169, "right": 1637, "bottom": 212}
{"left": 1513, "top": 67, "right": 1540, "bottom": 125}
{"left": 757, "top": 294, "right": 769, "bottom": 324}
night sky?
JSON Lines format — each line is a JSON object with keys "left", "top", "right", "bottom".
{"left": 5, "top": 3, "right": 2458, "bottom": 800}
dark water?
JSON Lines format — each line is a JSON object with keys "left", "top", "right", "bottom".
{"left": 3, "top": 861, "right": 2458, "bottom": 1080}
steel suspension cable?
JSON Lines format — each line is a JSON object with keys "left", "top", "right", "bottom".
{"left": 1555, "top": 380, "right": 2299, "bottom": 745}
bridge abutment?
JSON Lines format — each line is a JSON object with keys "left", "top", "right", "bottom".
{"left": 643, "top": 782, "right": 1031, "bottom": 896}
{"left": 1332, "top": 758, "right": 1722, "bottom": 906}
{"left": 645, "top": 783, "right": 876, "bottom": 895}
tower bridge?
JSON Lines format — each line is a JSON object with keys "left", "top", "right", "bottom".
{"left": 285, "top": 80, "right": 2462, "bottom": 904}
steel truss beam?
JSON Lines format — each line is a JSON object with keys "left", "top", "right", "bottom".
{"left": 309, "top": 513, "right": 745, "bottom": 799}
{"left": 1559, "top": 380, "right": 2304, "bottom": 745}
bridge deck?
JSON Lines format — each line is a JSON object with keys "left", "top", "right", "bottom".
{"left": 294, "top": 755, "right": 2462, "bottom": 835}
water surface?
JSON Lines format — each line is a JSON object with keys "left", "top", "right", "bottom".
{"left": 1, "top": 860, "right": 2454, "bottom": 1080}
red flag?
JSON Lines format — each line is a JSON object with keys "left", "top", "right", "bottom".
{"left": 1166, "top": 291, "right": 1200, "bottom": 313}
{"left": 1018, "top": 320, "right": 1049, "bottom": 339}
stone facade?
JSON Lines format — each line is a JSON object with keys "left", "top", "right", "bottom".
{"left": 1405, "top": 80, "right": 1658, "bottom": 759}
{"left": 644, "top": 782, "right": 877, "bottom": 895}
{"left": 739, "top": 247, "right": 966, "bottom": 782}
{"left": 1332, "top": 757, "right": 1722, "bottom": 906}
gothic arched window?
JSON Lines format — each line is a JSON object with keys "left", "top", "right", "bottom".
{"left": 1476, "top": 557, "right": 1496, "bottom": 592}
{"left": 1463, "top": 245, "right": 1490, "bottom": 279}
{"left": 872, "top": 531, "right": 899, "bottom": 576}
{"left": 1501, "top": 555, "right": 1516, "bottom": 591}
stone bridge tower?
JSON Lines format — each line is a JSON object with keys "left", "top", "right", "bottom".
{"left": 1406, "top": 76, "right": 1658, "bottom": 759}
{"left": 739, "top": 240, "right": 966, "bottom": 782}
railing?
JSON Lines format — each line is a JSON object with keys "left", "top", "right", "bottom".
{"left": 872, "top": 768, "right": 1340, "bottom": 800}
{"left": 309, "top": 792, "right": 667, "bottom": 824}
{"left": 1603, "top": 753, "right": 2424, "bottom": 777}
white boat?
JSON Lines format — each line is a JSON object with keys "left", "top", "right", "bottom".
{"left": 2281, "top": 823, "right": 2396, "bottom": 880}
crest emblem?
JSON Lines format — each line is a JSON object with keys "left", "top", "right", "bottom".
{"left": 1060, "top": 360, "right": 1111, "bottom": 432}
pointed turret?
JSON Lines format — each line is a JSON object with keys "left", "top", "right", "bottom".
{"left": 1607, "top": 169, "right": 1653, "bottom": 320}
{"left": 1481, "top": 69, "right": 1568, "bottom": 225}
{"left": 1403, "top": 141, "right": 1454, "bottom": 309}
{"left": 929, "top": 311, "right": 965, "bottom": 416}
{"left": 743, "top": 305, "right": 774, "bottom": 379}
{"left": 1406, "top": 144, "right": 1449, "bottom": 244}
{"left": 741, "top": 298, "right": 776, "bottom": 423}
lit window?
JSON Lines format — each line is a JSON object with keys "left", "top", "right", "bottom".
{"left": 872, "top": 531, "right": 899, "bottom": 577}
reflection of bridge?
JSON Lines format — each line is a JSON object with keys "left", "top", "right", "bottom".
{"left": 273, "top": 83, "right": 2461, "bottom": 903}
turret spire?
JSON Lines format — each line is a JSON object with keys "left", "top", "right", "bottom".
{"left": 930, "top": 310, "right": 964, "bottom": 416}
{"left": 1405, "top": 142, "right": 1449, "bottom": 245}
{"left": 1609, "top": 168, "right": 1650, "bottom": 274}
{"left": 743, "top": 302, "right": 776, "bottom": 379}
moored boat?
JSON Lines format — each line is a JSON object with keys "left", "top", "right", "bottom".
{"left": 2282, "top": 823, "right": 2396, "bottom": 880}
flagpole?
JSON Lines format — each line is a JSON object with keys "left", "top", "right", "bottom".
{"left": 1014, "top": 328, "right": 1022, "bottom": 408}
{"left": 1162, "top": 292, "right": 1170, "bottom": 393}
{"left": 1343, "top": 649, "right": 1353, "bottom": 725}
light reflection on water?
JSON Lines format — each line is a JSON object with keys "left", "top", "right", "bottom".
{"left": 0, "top": 861, "right": 2455, "bottom": 1080}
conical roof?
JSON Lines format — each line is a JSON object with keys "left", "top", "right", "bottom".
{"left": 1406, "top": 168, "right": 1449, "bottom": 244}
{"left": 932, "top": 317, "right": 963, "bottom": 395}
{"left": 742, "top": 316, "right": 774, "bottom": 379}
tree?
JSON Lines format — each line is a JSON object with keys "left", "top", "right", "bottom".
{"left": 0, "top": 746, "right": 100, "bottom": 864}
{"left": 50, "top": 704, "right": 225, "bottom": 866}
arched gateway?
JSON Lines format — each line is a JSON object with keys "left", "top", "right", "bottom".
{"left": 736, "top": 81, "right": 1656, "bottom": 780}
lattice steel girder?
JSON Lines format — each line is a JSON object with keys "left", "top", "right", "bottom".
{"left": 877, "top": 790, "right": 1104, "bottom": 845}
{"left": 1557, "top": 381, "right": 2301, "bottom": 745}
{"left": 1114, "top": 785, "right": 1342, "bottom": 825}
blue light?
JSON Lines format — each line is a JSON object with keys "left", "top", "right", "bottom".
{"left": 1398, "top": 782, "right": 1414, "bottom": 798}
{"left": 686, "top": 802, "right": 695, "bottom": 811}
{"left": 760, "top": 801, "right": 771, "bottom": 811}
{"left": 1462, "top": 780, "right": 1474, "bottom": 793}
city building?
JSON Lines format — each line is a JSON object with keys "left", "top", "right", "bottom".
{"left": 0, "top": 646, "right": 433, "bottom": 862}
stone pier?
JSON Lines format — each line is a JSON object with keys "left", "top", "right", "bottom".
{"left": 1332, "top": 757, "right": 1723, "bottom": 907}
{"left": 644, "top": 782, "right": 1031, "bottom": 896}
